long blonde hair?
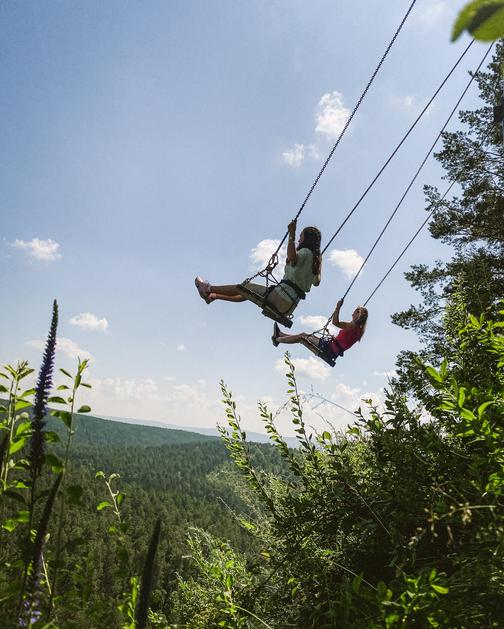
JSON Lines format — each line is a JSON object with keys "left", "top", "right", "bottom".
{"left": 355, "top": 306, "right": 368, "bottom": 340}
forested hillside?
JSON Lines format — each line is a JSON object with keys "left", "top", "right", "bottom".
{"left": 46, "top": 412, "right": 217, "bottom": 447}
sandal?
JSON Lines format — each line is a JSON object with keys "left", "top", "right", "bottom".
{"left": 195, "top": 277, "right": 211, "bottom": 304}
{"left": 271, "top": 322, "right": 280, "bottom": 347}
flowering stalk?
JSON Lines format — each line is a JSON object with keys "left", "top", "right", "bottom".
{"left": 30, "top": 300, "right": 58, "bottom": 480}
{"left": 20, "top": 473, "right": 62, "bottom": 627}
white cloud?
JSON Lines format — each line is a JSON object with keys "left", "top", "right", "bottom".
{"left": 282, "top": 143, "right": 320, "bottom": 168}
{"left": 298, "top": 314, "right": 333, "bottom": 331}
{"left": 69, "top": 312, "right": 109, "bottom": 332}
{"left": 281, "top": 90, "right": 349, "bottom": 166}
{"left": 412, "top": 0, "right": 446, "bottom": 25}
{"left": 389, "top": 94, "right": 435, "bottom": 118}
{"left": 26, "top": 337, "right": 93, "bottom": 361}
{"left": 328, "top": 249, "right": 364, "bottom": 279}
{"left": 282, "top": 143, "right": 305, "bottom": 167}
{"left": 390, "top": 93, "right": 416, "bottom": 112}
{"left": 275, "top": 356, "right": 331, "bottom": 381}
{"left": 250, "top": 239, "right": 287, "bottom": 271}
{"left": 88, "top": 377, "right": 159, "bottom": 402}
{"left": 83, "top": 377, "right": 224, "bottom": 429}
{"left": 12, "top": 238, "right": 61, "bottom": 262}
{"left": 177, "top": 344, "right": 186, "bottom": 352}
{"left": 315, "top": 91, "right": 350, "bottom": 140}
{"left": 373, "top": 370, "right": 398, "bottom": 379}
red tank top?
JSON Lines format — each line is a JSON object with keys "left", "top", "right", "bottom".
{"left": 329, "top": 325, "right": 363, "bottom": 354}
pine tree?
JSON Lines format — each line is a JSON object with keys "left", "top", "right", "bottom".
{"left": 393, "top": 42, "right": 504, "bottom": 378}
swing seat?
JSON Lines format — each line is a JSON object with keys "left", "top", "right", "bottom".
{"left": 237, "top": 283, "right": 294, "bottom": 328}
{"left": 260, "top": 304, "right": 293, "bottom": 329}
{"left": 300, "top": 337, "right": 339, "bottom": 367}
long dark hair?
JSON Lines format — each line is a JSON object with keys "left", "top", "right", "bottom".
{"left": 298, "top": 226, "right": 322, "bottom": 276}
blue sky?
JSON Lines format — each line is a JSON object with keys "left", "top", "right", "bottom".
{"left": 0, "top": 1, "right": 488, "bottom": 434}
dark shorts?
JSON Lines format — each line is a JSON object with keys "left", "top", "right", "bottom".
{"left": 318, "top": 338, "right": 343, "bottom": 362}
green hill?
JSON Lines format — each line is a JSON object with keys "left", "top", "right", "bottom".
{"left": 46, "top": 411, "right": 217, "bottom": 447}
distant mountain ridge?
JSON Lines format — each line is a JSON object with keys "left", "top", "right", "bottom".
{"left": 100, "top": 414, "right": 300, "bottom": 448}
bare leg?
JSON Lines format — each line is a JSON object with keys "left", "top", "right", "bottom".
{"left": 209, "top": 284, "right": 243, "bottom": 298}
{"left": 209, "top": 292, "right": 246, "bottom": 303}
{"left": 275, "top": 332, "right": 310, "bottom": 345}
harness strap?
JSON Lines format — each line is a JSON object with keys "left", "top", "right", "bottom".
{"left": 278, "top": 279, "right": 306, "bottom": 301}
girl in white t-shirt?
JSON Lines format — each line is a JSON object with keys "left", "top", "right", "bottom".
{"left": 195, "top": 221, "right": 322, "bottom": 317}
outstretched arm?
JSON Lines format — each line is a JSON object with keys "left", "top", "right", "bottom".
{"left": 286, "top": 220, "right": 297, "bottom": 265}
{"left": 331, "top": 299, "right": 354, "bottom": 329}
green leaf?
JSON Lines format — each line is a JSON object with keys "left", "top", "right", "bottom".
{"left": 95, "top": 471, "right": 105, "bottom": 479}
{"left": 15, "top": 421, "right": 32, "bottom": 437}
{"left": 0, "top": 384, "right": 9, "bottom": 393}
{"left": 15, "top": 510, "right": 29, "bottom": 522}
{"left": 478, "top": 401, "right": 494, "bottom": 418}
{"left": 44, "top": 431, "right": 60, "bottom": 443}
{"left": 9, "top": 438, "right": 26, "bottom": 455}
{"left": 452, "top": 0, "right": 504, "bottom": 41}
{"left": 53, "top": 410, "right": 73, "bottom": 429}
{"left": 426, "top": 366, "right": 442, "bottom": 383}
{"left": 97, "top": 501, "right": 113, "bottom": 511}
{"left": 457, "top": 387, "right": 466, "bottom": 408}
{"left": 60, "top": 368, "right": 73, "bottom": 378}
{"left": 460, "top": 408, "right": 475, "bottom": 421}
{"left": 2, "top": 519, "right": 18, "bottom": 532}
{"left": 322, "top": 431, "right": 331, "bottom": 441}
{"left": 77, "top": 405, "right": 91, "bottom": 414}
{"left": 116, "top": 492, "right": 125, "bottom": 507}
{"left": 431, "top": 584, "right": 449, "bottom": 594}
{"left": 44, "top": 453, "right": 64, "bottom": 471}
{"left": 14, "top": 400, "right": 32, "bottom": 412}
{"left": 48, "top": 396, "right": 67, "bottom": 405}
{"left": 57, "top": 384, "right": 70, "bottom": 391}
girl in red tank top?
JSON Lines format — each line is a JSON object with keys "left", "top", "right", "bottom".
{"left": 272, "top": 299, "right": 368, "bottom": 364}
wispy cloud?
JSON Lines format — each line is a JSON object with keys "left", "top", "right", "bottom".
{"left": 282, "top": 143, "right": 320, "bottom": 167}
{"left": 275, "top": 356, "right": 331, "bottom": 381}
{"left": 373, "top": 370, "right": 398, "bottom": 379}
{"left": 27, "top": 337, "right": 93, "bottom": 361}
{"left": 411, "top": 0, "right": 446, "bottom": 26}
{"left": 282, "top": 90, "right": 349, "bottom": 168}
{"left": 250, "top": 239, "right": 287, "bottom": 271}
{"left": 315, "top": 91, "right": 350, "bottom": 140}
{"left": 69, "top": 312, "right": 109, "bottom": 332}
{"left": 89, "top": 377, "right": 159, "bottom": 401}
{"left": 389, "top": 93, "right": 436, "bottom": 118}
{"left": 298, "top": 314, "right": 332, "bottom": 331}
{"left": 328, "top": 249, "right": 364, "bottom": 279}
{"left": 12, "top": 238, "right": 61, "bottom": 262}
{"left": 176, "top": 344, "right": 186, "bottom": 352}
